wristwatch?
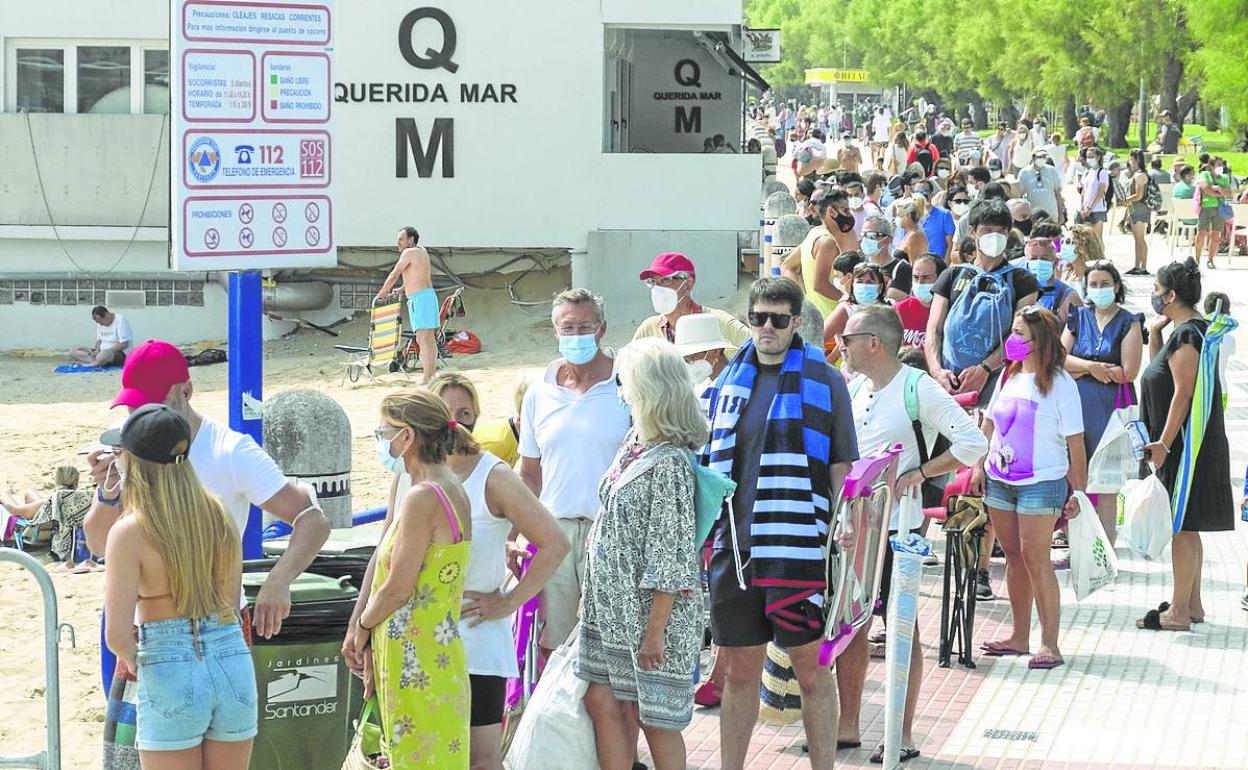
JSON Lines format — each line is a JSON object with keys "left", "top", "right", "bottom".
{"left": 979, "top": 362, "right": 993, "bottom": 375}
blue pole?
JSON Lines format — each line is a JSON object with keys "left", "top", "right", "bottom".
{"left": 228, "top": 271, "right": 264, "bottom": 559}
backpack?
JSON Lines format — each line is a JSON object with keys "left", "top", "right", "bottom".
{"left": 913, "top": 143, "right": 935, "bottom": 175}
{"left": 849, "top": 368, "right": 949, "bottom": 508}
{"left": 941, "top": 262, "right": 1019, "bottom": 372}
{"left": 1143, "top": 177, "right": 1163, "bottom": 211}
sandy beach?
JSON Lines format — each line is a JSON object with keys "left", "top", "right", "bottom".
{"left": 0, "top": 264, "right": 752, "bottom": 768}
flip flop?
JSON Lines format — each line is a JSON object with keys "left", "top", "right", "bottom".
{"left": 980, "top": 641, "right": 1030, "bottom": 656}
{"left": 868, "top": 630, "right": 887, "bottom": 644}
{"left": 802, "top": 741, "right": 862, "bottom": 752}
{"left": 1027, "top": 653, "right": 1064, "bottom": 670}
{"left": 1159, "top": 601, "right": 1204, "bottom": 624}
{"left": 870, "top": 744, "right": 921, "bottom": 764}
{"left": 1135, "top": 609, "right": 1191, "bottom": 632}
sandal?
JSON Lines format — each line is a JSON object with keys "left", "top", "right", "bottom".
{"left": 1158, "top": 601, "right": 1204, "bottom": 625}
{"left": 980, "top": 640, "right": 1030, "bottom": 656}
{"left": 1136, "top": 609, "right": 1191, "bottom": 632}
{"left": 871, "top": 744, "right": 921, "bottom": 764}
{"left": 1028, "top": 652, "right": 1064, "bottom": 670}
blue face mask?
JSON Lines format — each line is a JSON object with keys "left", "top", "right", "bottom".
{"left": 861, "top": 236, "right": 882, "bottom": 257}
{"left": 558, "top": 333, "right": 599, "bottom": 365}
{"left": 1059, "top": 241, "right": 1077, "bottom": 263}
{"left": 1086, "top": 286, "right": 1116, "bottom": 308}
{"left": 913, "top": 282, "right": 935, "bottom": 303}
{"left": 375, "top": 431, "right": 407, "bottom": 475}
{"left": 1027, "top": 259, "right": 1054, "bottom": 283}
{"left": 852, "top": 282, "right": 880, "bottom": 304}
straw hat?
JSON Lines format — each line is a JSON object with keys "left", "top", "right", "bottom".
{"left": 674, "top": 314, "right": 734, "bottom": 357}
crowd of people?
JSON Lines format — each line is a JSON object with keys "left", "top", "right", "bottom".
{"left": 56, "top": 110, "right": 1237, "bottom": 770}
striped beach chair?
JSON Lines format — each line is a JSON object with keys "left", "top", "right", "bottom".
{"left": 334, "top": 292, "right": 405, "bottom": 384}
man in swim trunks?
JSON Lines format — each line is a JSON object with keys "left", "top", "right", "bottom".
{"left": 376, "top": 225, "right": 439, "bottom": 383}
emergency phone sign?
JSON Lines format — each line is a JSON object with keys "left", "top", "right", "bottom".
{"left": 171, "top": 0, "right": 335, "bottom": 270}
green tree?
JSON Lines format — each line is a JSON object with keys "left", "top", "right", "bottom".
{"left": 1187, "top": 0, "right": 1248, "bottom": 144}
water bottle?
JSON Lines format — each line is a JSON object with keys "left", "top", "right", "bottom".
{"left": 1126, "top": 420, "right": 1148, "bottom": 462}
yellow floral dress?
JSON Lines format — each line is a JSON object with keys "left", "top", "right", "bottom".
{"left": 371, "top": 481, "right": 470, "bottom": 769}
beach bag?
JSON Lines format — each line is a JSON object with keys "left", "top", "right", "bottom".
{"left": 446, "top": 330, "right": 482, "bottom": 354}
{"left": 1119, "top": 474, "right": 1172, "bottom": 560}
{"left": 504, "top": 628, "right": 599, "bottom": 770}
{"left": 1087, "top": 386, "right": 1142, "bottom": 494}
{"left": 1067, "top": 492, "right": 1119, "bottom": 600}
{"left": 341, "top": 698, "right": 386, "bottom": 770}
{"left": 941, "top": 263, "right": 1019, "bottom": 372}
{"left": 688, "top": 451, "right": 737, "bottom": 546}
{"left": 758, "top": 643, "right": 803, "bottom": 724}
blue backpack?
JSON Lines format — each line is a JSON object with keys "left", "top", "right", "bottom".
{"left": 941, "top": 262, "right": 1019, "bottom": 372}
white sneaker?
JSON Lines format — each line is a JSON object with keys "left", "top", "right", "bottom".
{"left": 923, "top": 553, "right": 939, "bottom": 567}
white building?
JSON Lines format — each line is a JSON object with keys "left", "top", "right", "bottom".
{"left": 0, "top": 0, "right": 765, "bottom": 351}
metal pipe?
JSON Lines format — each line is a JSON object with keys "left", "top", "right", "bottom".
{"left": 0, "top": 548, "right": 61, "bottom": 770}
{"left": 0, "top": 272, "right": 210, "bottom": 282}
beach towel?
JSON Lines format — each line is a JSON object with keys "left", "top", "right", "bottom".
{"left": 1171, "top": 312, "right": 1237, "bottom": 532}
{"left": 54, "top": 363, "right": 122, "bottom": 374}
{"left": 699, "top": 335, "right": 835, "bottom": 635}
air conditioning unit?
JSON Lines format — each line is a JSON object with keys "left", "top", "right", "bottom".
{"left": 105, "top": 289, "right": 147, "bottom": 309}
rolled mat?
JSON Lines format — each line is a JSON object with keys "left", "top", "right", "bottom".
{"left": 758, "top": 642, "right": 803, "bottom": 724}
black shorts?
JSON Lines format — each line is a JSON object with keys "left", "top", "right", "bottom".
{"left": 469, "top": 674, "right": 506, "bottom": 727}
{"left": 103, "top": 350, "right": 126, "bottom": 367}
{"left": 708, "top": 547, "right": 828, "bottom": 649}
{"left": 874, "top": 528, "right": 926, "bottom": 618}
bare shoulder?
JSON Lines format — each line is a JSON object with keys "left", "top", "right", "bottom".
{"left": 400, "top": 245, "right": 431, "bottom": 264}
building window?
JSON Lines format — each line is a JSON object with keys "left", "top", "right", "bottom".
{"left": 16, "top": 48, "right": 64, "bottom": 113}
{"left": 77, "top": 46, "right": 131, "bottom": 114}
{"left": 143, "top": 49, "right": 170, "bottom": 114}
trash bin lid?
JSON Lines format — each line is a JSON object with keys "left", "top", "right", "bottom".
{"left": 243, "top": 571, "right": 358, "bottom": 604}
{"left": 263, "top": 526, "right": 381, "bottom": 557}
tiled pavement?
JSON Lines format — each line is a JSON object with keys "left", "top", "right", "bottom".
{"left": 641, "top": 234, "right": 1248, "bottom": 769}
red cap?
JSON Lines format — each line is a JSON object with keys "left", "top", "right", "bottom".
{"left": 639, "top": 252, "right": 696, "bottom": 281}
{"left": 112, "top": 340, "right": 191, "bottom": 409}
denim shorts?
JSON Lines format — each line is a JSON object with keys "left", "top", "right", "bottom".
{"left": 135, "top": 614, "right": 257, "bottom": 751}
{"left": 984, "top": 477, "right": 1069, "bottom": 516}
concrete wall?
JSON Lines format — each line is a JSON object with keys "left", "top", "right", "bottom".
{"left": 583, "top": 229, "right": 740, "bottom": 330}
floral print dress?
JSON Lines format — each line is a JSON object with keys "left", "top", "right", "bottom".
{"left": 371, "top": 481, "right": 470, "bottom": 769}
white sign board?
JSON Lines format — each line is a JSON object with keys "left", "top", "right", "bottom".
{"left": 742, "top": 29, "right": 781, "bottom": 63}
{"left": 171, "top": 0, "right": 335, "bottom": 270}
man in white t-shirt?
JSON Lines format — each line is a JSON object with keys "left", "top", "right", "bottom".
{"left": 837, "top": 305, "right": 988, "bottom": 760}
{"left": 85, "top": 339, "right": 331, "bottom": 638}
{"left": 516, "top": 288, "right": 631, "bottom": 654}
{"left": 72, "top": 305, "right": 134, "bottom": 367}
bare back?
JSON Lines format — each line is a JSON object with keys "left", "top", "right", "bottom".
{"left": 120, "top": 514, "right": 238, "bottom": 624}
{"left": 396, "top": 246, "right": 432, "bottom": 297}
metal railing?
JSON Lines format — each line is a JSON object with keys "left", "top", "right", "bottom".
{"left": 0, "top": 548, "right": 61, "bottom": 770}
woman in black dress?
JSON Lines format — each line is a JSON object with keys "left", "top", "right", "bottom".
{"left": 1137, "top": 258, "right": 1234, "bottom": 632}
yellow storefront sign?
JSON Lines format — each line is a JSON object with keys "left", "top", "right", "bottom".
{"left": 805, "top": 68, "right": 870, "bottom": 84}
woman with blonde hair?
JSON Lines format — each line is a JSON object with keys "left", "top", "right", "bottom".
{"left": 345, "top": 389, "right": 475, "bottom": 769}
{"left": 579, "top": 337, "right": 707, "bottom": 770}
{"left": 896, "top": 196, "right": 930, "bottom": 260}
{"left": 103, "top": 404, "right": 254, "bottom": 769}
{"left": 1061, "top": 223, "right": 1102, "bottom": 288}
{"left": 3, "top": 464, "right": 94, "bottom": 566}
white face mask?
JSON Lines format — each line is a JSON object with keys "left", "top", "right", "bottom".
{"left": 951, "top": 202, "right": 969, "bottom": 217}
{"left": 978, "top": 232, "right": 1009, "bottom": 258}
{"left": 102, "top": 453, "right": 126, "bottom": 497}
{"left": 937, "top": 169, "right": 951, "bottom": 179}
{"left": 686, "top": 358, "right": 713, "bottom": 384}
{"left": 848, "top": 196, "right": 864, "bottom": 210}
{"left": 650, "top": 284, "right": 681, "bottom": 315}
{"left": 1215, "top": 166, "right": 1226, "bottom": 176}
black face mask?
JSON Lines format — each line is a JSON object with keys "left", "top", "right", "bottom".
{"left": 833, "top": 210, "right": 855, "bottom": 233}
{"left": 806, "top": 214, "right": 821, "bottom": 226}
{"left": 1015, "top": 218, "right": 1033, "bottom": 236}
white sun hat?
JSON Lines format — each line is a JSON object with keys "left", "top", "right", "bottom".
{"left": 674, "top": 313, "right": 734, "bottom": 357}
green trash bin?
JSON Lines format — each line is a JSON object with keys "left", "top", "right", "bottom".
{"left": 244, "top": 569, "right": 361, "bottom": 770}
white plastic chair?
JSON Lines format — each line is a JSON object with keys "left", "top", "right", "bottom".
{"left": 1168, "top": 196, "right": 1198, "bottom": 258}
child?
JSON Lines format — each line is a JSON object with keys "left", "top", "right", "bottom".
{"left": 103, "top": 404, "right": 256, "bottom": 770}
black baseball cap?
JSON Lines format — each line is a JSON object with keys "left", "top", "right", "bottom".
{"left": 100, "top": 404, "right": 192, "bottom": 464}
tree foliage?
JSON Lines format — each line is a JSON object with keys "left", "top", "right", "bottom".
{"left": 1186, "top": 0, "right": 1248, "bottom": 129}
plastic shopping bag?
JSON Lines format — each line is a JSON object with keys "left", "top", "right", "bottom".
{"left": 1087, "top": 387, "right": 1142, "bottom": 494}
{"left": 1066, "top": 492, "right": 1119, "bottom": 600}
{"left": 504, "top": 627, "right": 600, "bottom": 770}
{"left": 1119, "top": 474, "right": 1173, "bottom": 560}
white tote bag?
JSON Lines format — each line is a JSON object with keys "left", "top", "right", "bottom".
{"left": 1066, "top": 492, "right": 1119, "bottom": 600}
{"left": 1087, "top": 386, "right": 1141, "bottom": 494}
{"left": 504, "top": 627, "right": 600, "bottom": 770}
{"left": 1119, "top": 474, "right": 1173, "bottom": 560}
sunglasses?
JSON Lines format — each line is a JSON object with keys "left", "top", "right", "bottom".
{"left": 836, "top": 332, "right": 876, "bottom": 345}
{"left": 1019, "top": 304, "right": 1047, "bottom": 318}
{"left": 862, "top": 231, "right": 890, "bottom": 241}
{"left": 747, "top": 311, "right": 793, "bottom": 329}
{"left": 951, "top": 197, "right": 971, "bottom": 204}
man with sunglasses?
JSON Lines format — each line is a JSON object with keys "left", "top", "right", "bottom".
{"left": 703, "top": 277, "right": 858, "bottom": 770}
{"left": 633, "top": 251, "right": 748, "bottom": 349}
{"left": 518, "top": 288, "right": 631, "bottom": 656}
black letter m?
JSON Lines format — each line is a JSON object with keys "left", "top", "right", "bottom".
{"left": 675, "top": 106, "right": 702, "bottom": 133}
{"left": 396, "top": 118, "right": 454, "bottom": 178}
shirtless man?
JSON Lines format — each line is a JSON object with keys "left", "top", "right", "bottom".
{"left": 837, "top": 132, "right": 863, "bottom": 176}
{"left": 376, "top": 226, "right": 438, "bottom": 383}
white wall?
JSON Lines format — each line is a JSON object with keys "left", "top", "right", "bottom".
{"left": 601, "top": 0, "right": 740, "bottom": 29}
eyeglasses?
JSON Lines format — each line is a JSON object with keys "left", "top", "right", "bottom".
{"left": 644, "top": 273, "right": 689, "bottom": 288}
{"left": 747, "top": 311, "right": 793, "bottom": 329}
{"left": 373, "top": 426, "right": 401, "bottom": 441}
{"left": 555, "top": 323, "right": 601, "bottom": 336}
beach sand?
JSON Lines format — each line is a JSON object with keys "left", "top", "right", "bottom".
{"left": 0, "top": 266, "right": 752, "bottom": 768}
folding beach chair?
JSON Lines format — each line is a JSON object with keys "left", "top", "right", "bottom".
{"left": 334, "top": 292, "right": 405, "bottom": 384}
{"left": 395, "top": 286, "right": 466, "bottom": 374}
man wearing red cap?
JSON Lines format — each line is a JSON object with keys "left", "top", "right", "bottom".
{"left": 85, "top": 339, "right": 331, "bottom": 636}
{"left": 632, "top": 252, "right": 748, "bottom": 350}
